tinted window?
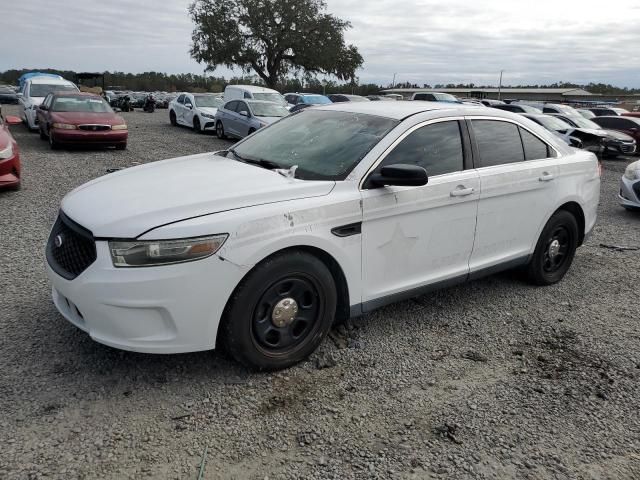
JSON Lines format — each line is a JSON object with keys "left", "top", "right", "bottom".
{"left": 519, "top": 128, "right": 549, "bottom": 160}
{"left": 414, "top": 93, "right": 436, "bottom": 101}
{"left": 237, "top": 101, "right": 249, "bottom": 113}
{"left": 225, "top": 101, "right": 239, "bottom": 112}
{"left": 472, "top": 120, "right": 524, "bottom": 167}
{"left": 379, "top": 121, "right": 464, "bottom": 176}
{"left": 184, "top": 96, "right": 193, "bottom": 106}
{"left": 244, "top": 92, "right": 252, "bottom": 99}
{"left": 542, "top": 107, "right": 556, "bottom": 114}
{"left": 177, "top": 94, "right": 185, "bottom": 104}
{"left": 593, "top": 117, "right": 615, "bottom": 128}
{"left": 615, "top": 118, "right": 636, "bottom": 129}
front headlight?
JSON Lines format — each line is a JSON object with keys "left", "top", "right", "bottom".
{"left": 111, "top": 124, "right": 127, "bottom": 130}
{"left": 624, "top": 164, "right": 640, "bottom": 180}
{"left": 52, "top": 123, "right": 77, "bottom": 130}
{"left": 201, "top": 113, "right": 215, "bottom": 119}
{"left": 109, "top": 235, "right": 228, "bottom": 267}
{"left": 0, "top": 143, "right": 13, "bottom": 159}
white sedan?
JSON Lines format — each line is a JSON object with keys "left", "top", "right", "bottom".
{"left": 46, "top": 102, "right": 600, "bottom": 370}
{"left": 169, "top": 93, "right": 224, "bottom": 133}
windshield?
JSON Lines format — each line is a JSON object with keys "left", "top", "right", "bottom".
{"left": 195, "top": 95, "right": 223, "bottom": 108}
{"left": 252, "top": 92, "right": 287, "bottom": 106}
{"left": 537, "top": 116, "right": 572, "bottom": 131}
{"left": 231, "top": 110, "right": 398, "bottom": 180}
{"left": 565, "top": 116, "right": 601, "bottom": 130}
{"left": 248, "top": 102, "right": 289, "bottom": 117}
{"left": 52, "top": 96, "right": 113, "bottom": 113}
{"left": 435, "top": 93, "right": 459, "bottom": 102}
{"left": 30, "top": 83, "right": 77, "bottom": 98}
{"left": 302, "top": 95, "right": 332, "bottom": 105}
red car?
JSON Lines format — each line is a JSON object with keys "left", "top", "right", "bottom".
{"left": 36, "top": 92, "right": 128, "bottom": 150}
{"left": 0, "top": 107, "right": 22, "bottom": 190}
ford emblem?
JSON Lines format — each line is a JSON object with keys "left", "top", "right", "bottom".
{"left": 54, "top": 234, "right": 64, "bottom": 248}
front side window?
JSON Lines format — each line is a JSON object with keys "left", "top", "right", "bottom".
{"left": 230, "top": 110, "right": 398, "bottom": 180}
{"left": 472, "top": 120, "right": 524, "bottom": 167}
{"left": 519, "top": 128, "right": 549, "bottom": 161}
{"left": 378, "top": 121, "right": 464, "bottom": 177}
{"left": 177, "top": 94, "right": 185, "bottom": 104}
{"left": 225, "top": 101, "right": 239, "bottom": 112}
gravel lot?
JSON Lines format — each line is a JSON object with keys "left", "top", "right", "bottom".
{"left": 1, "top": 104, "right": 639, "bottom": 480}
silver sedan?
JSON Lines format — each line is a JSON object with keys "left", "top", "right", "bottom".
{"left": 214, "top": 100, "right": 289, "bottom": 139}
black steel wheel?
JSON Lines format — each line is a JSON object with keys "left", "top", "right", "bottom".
{"left": 221, "top": 251, "right": 337, "bottom": 370}
{"left": 526, "top": 210, "right": 578, "bottom": 285}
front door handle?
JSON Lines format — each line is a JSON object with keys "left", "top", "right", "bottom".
{"left": 450, "top": 186, "right": 475, "bottom": 197}
{"left": 539, "top": 172, "right": 555, "bottom": 182}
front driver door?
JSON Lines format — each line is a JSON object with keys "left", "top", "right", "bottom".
{"left": 360, "top": 119, "right": 480, "bottom": 309}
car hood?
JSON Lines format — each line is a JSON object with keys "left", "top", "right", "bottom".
{"left": 256, "top": 116, "right": 285, "bottom": 124}
{"left": 197, "top": 107, "right": 218, "bottom": 116}
{"left": 61, "top": 153, "right": 335, "bottom": 238}
{"left": 50, "top": 111, "right": 125, "bottom": 125}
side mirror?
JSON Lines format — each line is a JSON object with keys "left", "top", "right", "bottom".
{"left": 365, "top": 164, "right": 428, "bottom": 189}
{"left": 5, "top": 115, "right": 22, "bottom": 125}
{"left": 186, "top": 103, "right": 193, "bottom": 109}
{"left": 239, "top": 110, "right": 249, "bottom": 117}
{"left": 16, "top": 92, "right": 23, "bottom": 98}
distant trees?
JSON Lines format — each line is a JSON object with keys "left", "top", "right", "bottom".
{"left": 188, "top": 0, "right": 363, "bottom": 89}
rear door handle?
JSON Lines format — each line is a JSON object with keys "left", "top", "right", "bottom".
{"left": 539, "top": 172, "right": 555, "bottom": 182}
{"left": 450, "top": 186, "right": 475, "bottom": 197}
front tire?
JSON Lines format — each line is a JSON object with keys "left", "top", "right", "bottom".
{"left": 48, "top": 130, "right": 59, "bottom": 150}
{"left": 526, "top": 210, "right": 579, "bottom": 286}
{"left": 193, "top": 116, "right": 202, "bottom": 133}
{"left": 39, "top": 125, "right": 47, "bottom": 140}
{"left": 216, "top": 121, "right": 226, "bottom": 139}
{"left": 221, "top": 251, "right": 337, "bottom": 371}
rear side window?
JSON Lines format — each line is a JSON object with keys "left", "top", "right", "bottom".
{"left": 244, "top": 92, "right": 252, "bottom": 99}
{"left": 472, "top": 120, "right": 524, "bottom": 167}
{"left": 593, "top": 117, "right": 615, "bottom": 128}
{"left": 414, "top": 93, "right": 436, "bottom": 101}
{"left": 542, "top": 106, "right": 557, "bottom": 114}
{"left": 177, "top": 94, "right": 185, "bottom": 104}
{"left": 379, "top": 121, "right": 464, "bottom": 176}
{"left": 519, "top": 128, "right": 549, "bottom": 160}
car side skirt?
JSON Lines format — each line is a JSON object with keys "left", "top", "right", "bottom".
{"left": 350, "top": 255, "right": 530, "bottom": 317}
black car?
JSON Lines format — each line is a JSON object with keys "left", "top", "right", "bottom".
{"left": 550, "top": 114, "right": 636, "bottom": 156}
{"left": 0, "top": 86, "right": 19, "bottom": 104}
{"left": 327, "top": 94, "right": 370, "bottom": 103}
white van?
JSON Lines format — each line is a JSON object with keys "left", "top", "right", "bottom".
{"left": 19, "top": 77, "right": 79, "bottom": 130}
{"left": 223, "top": 85, "right": 287, "bottom": 107}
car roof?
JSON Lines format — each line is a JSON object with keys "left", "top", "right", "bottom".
{"left": 315, "top": 101, "right": 490, "bottom": 120}
{"left": 29, "top": 77, "right": 75, "bottom": 85}
{"left": 52, "top": 92, "right": 100, "bottom": 98}
{"left": 244, "top": 99, "right": 285, "bottom": 105}
{"left": 226, "top": 85, "right": 279, "bottom": 93}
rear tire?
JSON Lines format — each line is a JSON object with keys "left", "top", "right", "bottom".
{"left": 221, "top": 251, "right": 337, "bottom": 371}
{"left": 248, "top": 128, "right": 256, "bottom": 135}
{"left": 216, "top": 121, "right": 226, "bottom": 139}
{"left": 170, "top": 110, "right": 177, "bottom": 126}
{"left": 525, "top": 210, "right": 579, "bottom": 286}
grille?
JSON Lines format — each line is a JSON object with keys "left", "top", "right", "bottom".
{"left": 620, "top": 143, "right": 636, "bottom": 154}
{"left": 46, "top": 213, "right": 97, "bottom": 280}
{"left": 78, "top": 124, "right": 111, "bottom": 131}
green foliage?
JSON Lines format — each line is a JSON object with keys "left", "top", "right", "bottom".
{"left": 189, "top": 0, "right": 363, "bottom": 88}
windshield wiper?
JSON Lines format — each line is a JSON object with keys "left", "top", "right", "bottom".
{"left": 228, "top": 148, "right": 282, "bottom": 170}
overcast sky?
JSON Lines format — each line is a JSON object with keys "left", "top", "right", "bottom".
{"left": 2, "top": 0, "right": 640, "bottom": 87}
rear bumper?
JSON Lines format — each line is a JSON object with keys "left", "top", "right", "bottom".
{"left": 52, "top": 129, "right": 128, "bottom": 145}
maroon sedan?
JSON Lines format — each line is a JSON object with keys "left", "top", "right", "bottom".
{"left": 0, "top": 107, "right": 22, "bottom": 190}
{"left": 36, "top": 92, "right": 128, "bottom": 150}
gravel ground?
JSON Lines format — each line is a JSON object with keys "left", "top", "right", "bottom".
{"left": 1, "top": 105, "right": 639, "bottom": 479}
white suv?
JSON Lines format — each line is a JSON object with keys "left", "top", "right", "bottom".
{"left": 18, "top": 77, "right": 79, "bottom": 130}
{"left": 45, "top": 102, "right": 600, "bottom": 370}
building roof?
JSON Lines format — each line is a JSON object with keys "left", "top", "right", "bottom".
{"left": 382, "top": 87, "right": 594, "bottom": 96}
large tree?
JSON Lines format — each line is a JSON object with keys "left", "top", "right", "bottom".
{"left": 189, "top": 0, "right": 363, "bottom": 89}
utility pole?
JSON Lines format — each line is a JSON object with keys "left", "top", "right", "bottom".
{"left": 392, "top": 73, "right": 397, "bottom": 89}
{"left": 498, "top": 70, "right": 503, "bottom": 100}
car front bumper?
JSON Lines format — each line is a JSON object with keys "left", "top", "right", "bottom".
{"left": 619, "top": 175, "right": 640, "bottom": 208}
{"left": 51, "top": 129, "right": 128, "bottom": 145}
{"left": 46, "top": 240, "right": 246, "bottom": 354}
